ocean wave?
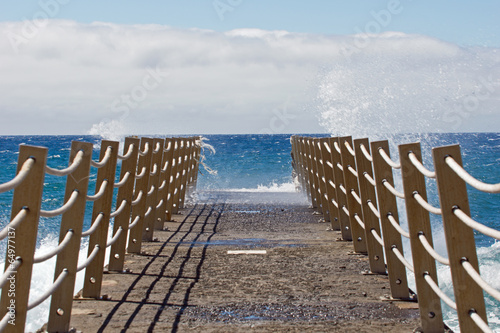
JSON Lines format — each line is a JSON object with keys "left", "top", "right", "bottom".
{"left": 224, "top": 182, "right": 297, "bottom": 193}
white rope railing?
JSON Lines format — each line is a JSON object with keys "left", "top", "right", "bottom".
{"left": 342, "top": 205, "right": 349, "bottom": 216}
{"left": 354, "top": 214, "right": 365, "bottom": 229}
{"left": 144, "top": 206, "right": 153, "bottom": 218}
{"left": 106, "top": 227, "right": 123, "bottom": 248}
{"left": 453, "top": 208, "right": 500, "bottom": 240}
{"left": 0, "top": 208, "right": 28, "bottom": 240}
{"left": 371, "top": 229, "right": 384, "bottom": 246}
{"left": 331, "top": 198, "right": 339, "bottom": 209}
{"left": 150, "top": 163, "right": 158, "bottom": 176}
{"left": 138, "top": 142, "right": 150, "bottom": 156}
{"left": 462, "top": 260, "right": 500, "bottom": 302}
{"left": 114, "top": 171, "right": 130, "bottom": 188}
{"left": 418, "top": 233, "right": 450, "bottom": 265}
{"left": 470, "top": 311, "right": 494, "bottom": 333}
{"left": 131, "top": 191, "right": 143, "bottom": 206}
{"left": 423, "top": 273, "right": 457, "bottom": 310}
{"left": 110, "top": 200, "right": 127, "bottom": 218}
{"left": 382, "top": 180, "right": 405, "bottom": 199}
{"left": 117, "top": 143, "right": 134, "bottom": 160}
{"left": 135, "top": 167, "right": 146, "bottom": 179}
{"left": 147, "top": 185, "right": 155, "bottom": 196}
{"left": 328, "top": 180, "right": 336, "bottom": 189}
{"left": 0, "top": 312, "right": 10, "bottom": 331}
{"left": 336, "top": 163, "right": 343, "bottom": 171}
{"left": 90, "top": 146, "right": 113, "bottom": 168}
{"left": 333, "top": 141, "right": 341, "bottom": 153}
{"left": 0, "top": 158, "right": 35, "bottom": 193}
{"left": 351, "top": 190, "right": 362, "bottom": 205}
{"left": 77, "top": 245, "right": 100, "bottom": 272}
{"left": 129, "top": 215, "right": 140, "bottom": 229}
{"left": 158, "top": 180, "right": 167, "bottom": 191}
{"left": 363, "top": 172, "right": 375, "bottom": 186}
{"left": 360, "top": 144, "right": 373, "bottom": 162}
{"left": 391, "top": 246, "right": 414, "bottom": 272}
{"left": 445, "top": 156, "right": 500, "bottom": 193}
{"left": 323, "top": 141, "right": 331, "bottom": 154}
{"left": 367, "top": 201, "right": 380, "bottom": 219}
{"left": 86, "top": 180, "right": 108, "bottom": 202}
{"left": 156, "top": 199, "right": 164, "bottom": 209}
{"left": 161, "top": 160, "right": 169, "bottom": 172}
{"left": 344, "top": 141, "right": 355, "bottom": 156}
{"left": 27, "top": 269, "right": 69, "bottom": 311}
{"left": 33, "top": 230, "right": 73, "bottom": 263}
{"left": 45, "top": 150, "right": 84, "bottom": 176}
{"left": 347, "top": 165, "right": 358, "bottom": 178}
{"left": 339, "top": 184, "right": 347, "bottom": 194}
{"left": 378, "top": 148, "right": 401, "bottom": 169}
{"left": 153, "top": 141, "right": 161, "bottom": 154}
{"left": 81, "top": 213, "right": 104, "bottom": 237}
{"left": 40, "top": 190, "right": 79, "bottom": 218}
{"left": 413, "top": 192, "right": 442, "bottom": 215}
{"left": 408, "top": 152, "right": 436, "bottom": 178}
{"left": 387, "top": 214, "right": 410, "bottom": 239}
{"left": 0, "top": 258, "right": 22, "bottom": 289}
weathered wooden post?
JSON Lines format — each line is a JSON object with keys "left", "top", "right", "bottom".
{"left": 82, "top": 140, "right": 119, "bottom": 298}
{"left": 165, "top": 138, "right": 180, "bottom": 221}
{"left": 313, "top": 138, "right": 330, "bottom": 221}
{"left": 433, "top": 145, "right": 487, "bottom": 332}
{"left": 143, "top": 138, "right": 164, "bottom": 242}
{"left": 0, "top": 145, "right": 48, "bottom": 333}
{"left": 318, "top": 138, "right": 340, "bottom": 230}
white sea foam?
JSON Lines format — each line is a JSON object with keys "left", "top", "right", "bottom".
{"left": 225, "top": 181, "right": 297, "bottom": 193}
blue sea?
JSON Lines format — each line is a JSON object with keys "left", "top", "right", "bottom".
{"left": 0, "top": 133, "right": 499, "bottom": 332}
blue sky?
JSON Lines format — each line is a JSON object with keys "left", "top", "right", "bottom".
{"left": 1, "top": 0, "right": 499, "bottom": 47}
{"left": 0, "top": 1, "right": 499, "bottom": 135}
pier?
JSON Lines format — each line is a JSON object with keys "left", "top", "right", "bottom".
{"left": 0, "top": 135, "right": 499, "bottom": 332}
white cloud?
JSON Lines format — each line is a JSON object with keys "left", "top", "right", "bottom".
{"left": 0, "top": 20, "right": 498, "bottom": 137}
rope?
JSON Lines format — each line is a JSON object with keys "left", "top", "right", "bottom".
{"left": 367, "top": 201, "right": 380, "bottom": 219}
{"left": 462, "top": 259, "right": 500, "bottom": 302}
{"left": 445, "top": 156, "right": 500, "bottom": 193}
{"left": 413, "top": 192, "right": 442, "bottom": 215}
{"left": 360, "top": 144, "right": 373, "bottom": 162}
{"left": 147, "top": 185, "right": 155, "bottom": 196}
{"left": 129, "top": 215, "right": 140, "bottom": 229}
{"left": 106, "top": 227, "right": 123, "bottom": 248}
{"left": 322, "top": 141, "right": 332, "bottom": 154}
{"left": 27, "top": 269, "right": 68, "bottom": 310}
{"left": 378, "top": 148, "right": 401, "bottom": 169}
{"left": 331, "top": 198, "right": 339, "bottom": 209}
{"left": 86, "top": 180, "right": 108, "bottom": 202}
{"left": 135, "top": 167, "right": 146, "bottom": 179}
{"left": 114, "top": 171, "right": 130, "bottom": 188}
{"left": 382, "top": 180, "right": 405, "bottom": 199}
{"left": 110, "top": 200, "right": 127, "bottom": 218}
{"left": 131, "top": 191, "right": 143, "bottom": 206}
{"left": 40, "top": 190, "right": 79, "bottom": 217}
{"left": 418, "top": 233, "right": 450, "bottom": 265}
{"left": 0, "top": 258, "right": 22, "bottom": 289}
{"left": 333, "top": 141, "right": 341, "bottom": 153}
{"left": 328, "top": 180, "right": 336, "bottom": 189}
{"left": 423, "top": 273, "right": 457, "bottom": 310}
{"left": 339, "top": 184, "right": 347, "bottom": 194}
{"left": 454, "top": 208, "right": 500, "bottom": 240}
{"left": 0, "top": 208, "right": 28, "bottom": 241}
{"left": 336, "top": 163, "right": 344, "bottom": 171}
{"left": 342, "top": 205, "right": 349, "bottom": 216}
{"left": 153, "top": 141, "right": 161, "bottom": 154}
{"left": 469, "top": 311, "right": 494, "bottom": 333}
{"left": 347, "top": 165, "right": 358, "bottom": 178}
{"left": 138, "top": 142, "right": 150, "bottom": 156}
{"left": 351, "top": 190, "right": 362, "bottom": 205}
{"left": 158, "top": 180, "right": 167, "bottom": 191}
{"left": 354, "top": 214, "right": 365, "bottom": 229}
{"left": 33, "top": 230, "right": 73, "bottom": 263}
{"left": 391, "top": 246, "right": 414, "bottom": 272}
{"left": 161, "top": 160, "right": 169, "bottom": 172}
{"left": 387, "top": 214, "right": 410, "bottom": 238}
{"left": 364, "top": 172, "right": 376, "bottom": 186}
{"left": 150, "top": 163, "right": 158, "bottom": 176}
{"left": 408, "top": 152, "right": 436, "bottom": 178}
{"left": 0, "top": 312, "right": 10, "bottom": 332}
{"left": 344, "top": 141, "right": 355, "bottom": 156}
{"left": 326, "top": 161, "right": 334, "bottom": 169}
{"left": 45, "top": 150, "right": 84, "bottom": 176}
{"left": 144, "top": 206, "right": 153, "bottom": 218}
{"left": 117, "top": 143, "right": 134, "bottom": 160}
{"left": 90, "top": 146, "right": 113, "bottom": 168}
{"left": 156, "top": 199, "right": 164, "bottom": 209}
{"left": 82, "top": 213, "right": 104, "bottom": 237}
{"left": 76, "top": 245, "right": 100, "bottom": 272}
{"left": 0, "top": 158, "right": 35, "bottom": 193}
{"left": 371, "top": 229, "right": 384, "bottom": 246}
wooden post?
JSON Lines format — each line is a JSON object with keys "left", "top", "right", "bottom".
{"left": 82, "top": 140, "right": 119, "bottom": 298}
{"left": 178, "top": 138, "right": 193, "bottom": 209}
{"left": 142, "top": 138, "right": 164, "bottom": 242}
{"left": 0, "top": 145, "right": 48, "bottom": 333}
{"left": 329, "top": 137, "right": 353, "bottom": 241}
{"left": 354, "top": 138, "right": 385, "bottom": 273}
{"left": 127, "top": 137, "right": 154, "bottom": 254}
{"left": 313, "top": 138, "right": 330, "bottom": 221}
{"left": 155, "top": 138, "right": 172, "bottom": 230}
{"left": 298, "top": 137, "right": 312, "bottom": 200}
{"left": 304, "top": 138, "right": 320, "bottom": 209}
{"left": 171, "top": 139, "right": 184, "bottom": 215}
{"left": 433, "top": 145, "right": 487, "bottom": 332}
{"left": 165, "top": 138, "right": 180, "bottom": 221}
{"left": 371, "top": 140, "right": 410, "bottom": 300}
{"left": 339, "top": 136, "right": 367, "bottom": 253}
{"left": 190, "top": 137, "right": 202, "bottom": 195}
{"left": 108, "top": 137, "right": 140, "bottom": 272}
{"left": 318, "top": 138, "right": 340, "bottom": 230}
{"left": 48, "top": 141, "right": 93, "bottom": 332}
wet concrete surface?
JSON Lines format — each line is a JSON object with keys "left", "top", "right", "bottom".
{"left": 67, "top": 191, "right": 421, "bottom": 332}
